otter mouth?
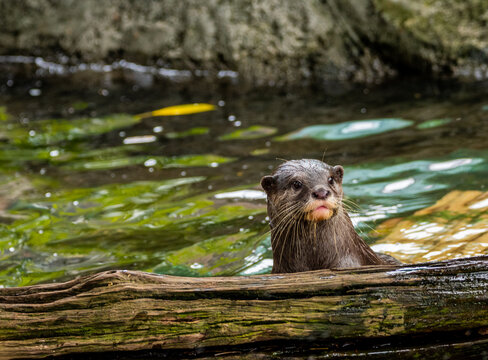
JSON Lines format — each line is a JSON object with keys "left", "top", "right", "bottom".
{"left": 304, "top": 200, "right": 336, "bottom": 222}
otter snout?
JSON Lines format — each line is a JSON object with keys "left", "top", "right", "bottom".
{"left": 312, "top": 187, "right": 330, "bottom": 200}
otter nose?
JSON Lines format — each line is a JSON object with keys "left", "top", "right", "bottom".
{"left": 312, "top": 187, "right": 330, "bottom": 200}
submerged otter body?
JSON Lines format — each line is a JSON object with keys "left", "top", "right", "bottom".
{"left": 261, "top": 159, "right": 399, "bottom": 273}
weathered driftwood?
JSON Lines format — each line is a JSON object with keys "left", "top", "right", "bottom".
{"left": 2, "top": 257, "right": 488, "bottom": 359}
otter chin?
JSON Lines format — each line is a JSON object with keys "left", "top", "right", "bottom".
{"left": 261, "top": 159, "right": 400, "bottom": 274}
{"left": 304, "top": 200, "right": 336, "bottom": 221}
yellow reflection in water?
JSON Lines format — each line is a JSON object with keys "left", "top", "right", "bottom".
{"left": 372, "top": 190, "right": 488, "bottom": 263}
{"left": 136, "top": 103, "right": 216, "bottom": 119}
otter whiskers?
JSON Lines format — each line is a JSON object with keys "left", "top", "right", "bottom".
{"left": 261, "top": 158, "right": 401, "bottom": 273}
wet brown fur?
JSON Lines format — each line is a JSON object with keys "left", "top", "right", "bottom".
{"left": 261, "top": 159, "right": 400, "bottom": 273}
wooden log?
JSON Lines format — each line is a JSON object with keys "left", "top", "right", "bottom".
{"left": 1, "top": 257, "right": 488, "bottom": 359}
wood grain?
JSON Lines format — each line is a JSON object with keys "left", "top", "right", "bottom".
{"left": 1, "top": 257, "right": 488, "bottom": 359}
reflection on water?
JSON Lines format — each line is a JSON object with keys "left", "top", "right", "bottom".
{"left": 429, "top": 158, "right": 473, "bottom": 171}
{"left": 1, "top": 76, "right": 488, "bottom": 286}
{"left": 214, "top": 190, "right": 267, "bottom": 200}
{"left": 277, "top": 118, "right": 413, "bottom": 141}
{"left": 372, "top": 191, "right": 488, "bottom": 263}
{"left": 471, "top": 198, "right": 488, "bottom": 209}
{"left": 382, "top": 178, "right": 415, "bottom": 194}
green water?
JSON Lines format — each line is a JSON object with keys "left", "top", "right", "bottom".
{"left": 1, "top": 75, "right": 488, "bottom": 287}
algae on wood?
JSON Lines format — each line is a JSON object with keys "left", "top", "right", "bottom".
{"left": 2, "top": 257, "right": 488, "bottom": 359}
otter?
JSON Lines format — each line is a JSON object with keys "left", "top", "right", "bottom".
{"left": 261, "top": 159, "right": 400, "bottom": 273}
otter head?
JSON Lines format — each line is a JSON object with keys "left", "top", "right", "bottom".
{"left": 261, "top": 159, "right": 344, "bottom": 223}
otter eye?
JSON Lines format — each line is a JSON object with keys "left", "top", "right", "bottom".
{"left": 292, "top": 180, "right": 303, "bottom": 190}
{"left": 328, "top": 177, "right": 334, "bottom": 185}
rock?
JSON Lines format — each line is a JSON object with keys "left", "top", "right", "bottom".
{"left": 0, "top": 0, "right": 487, "bottom": 86}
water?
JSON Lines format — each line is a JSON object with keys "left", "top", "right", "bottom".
{"left": 1, "top": 68, "right": 488, "bottom": 287}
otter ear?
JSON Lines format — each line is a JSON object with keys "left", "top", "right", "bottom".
{"left": 261, "top": 175, "right": 277, "bottom": 194}
{"left": 333, "top": 165, "right": 344, "bottom": 181}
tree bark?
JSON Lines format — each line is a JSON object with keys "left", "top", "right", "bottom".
{"left": 2, "top": 257, "right": 488, "bottom": 359}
